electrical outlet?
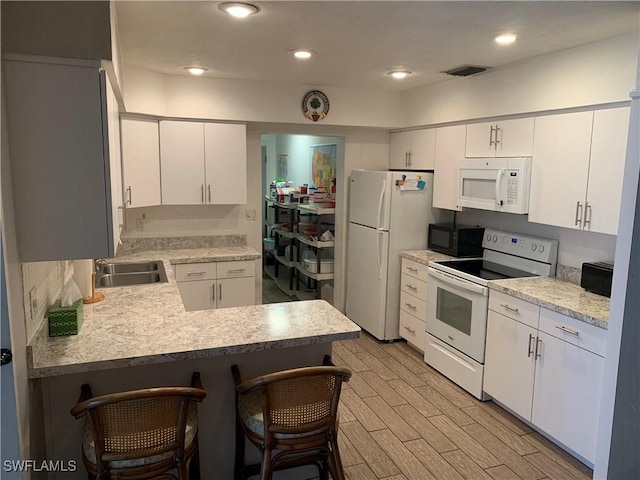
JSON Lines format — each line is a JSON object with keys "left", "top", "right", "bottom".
{"left": 29, "top": 286, "right": 38, "bottom": 319}
{"left": 245, "top": 209, "right": 257, "bottom": 221}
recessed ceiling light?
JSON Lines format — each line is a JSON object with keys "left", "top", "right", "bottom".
{"left": 218, "top": 2, "right": 259, "bottom": 18}
{"left": 388, "top": 70, "right": 412, "bottom": 80}
{"left": 293, "top": 50, "right": 313, "bottom": 59}
{"left": 495, "top": 33, "right": 517, "bottom": 45}
{"left": 184, "top": 67, "right": 208, "bottom": 76}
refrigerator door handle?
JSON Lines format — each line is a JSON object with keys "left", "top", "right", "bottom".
{"left": 377, "top": 179, "right": 386, "bottom": 231}
{"left": 377, "top": 230, "right": 383, "bottom": 279}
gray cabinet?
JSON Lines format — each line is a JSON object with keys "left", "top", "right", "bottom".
{"left": 4, "top": 55, "right": 117, "bottom": 261}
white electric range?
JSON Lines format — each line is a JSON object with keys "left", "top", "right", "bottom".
{"left": 425, "top": 228, "right": 558, "bottom": 400}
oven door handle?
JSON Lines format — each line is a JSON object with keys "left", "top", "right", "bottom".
{"left": 428, "top": 267, "right": 488, "bottom": 296}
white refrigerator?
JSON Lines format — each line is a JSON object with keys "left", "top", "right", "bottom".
{"left": 346, "top": 170, "right": 438, "bottom": 341}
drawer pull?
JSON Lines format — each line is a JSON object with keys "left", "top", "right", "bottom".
{"left": 500, "top": 303, "right": 519, "bottom": 314}
{"left": 227, "top": 268, "right": 246, "bottom": 274}
{"left": 555, "top": 325, "right": 580, "bottom": 336}
{"left": 406, "top": 284, "right": 418, "bottom": 291}
{"left": 404, "top": 303, "right": 417, "bottom": 310}
{"left": 403, "top": 326, "right": 416, "bottom": 334}
{"left": 187, "top": 271, "right": 207, "bottom": 276}
{"left": 406, "top": 267, "right": 418, "bottom": 272}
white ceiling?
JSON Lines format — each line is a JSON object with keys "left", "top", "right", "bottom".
{"left": 115, "top": 1, "right": 640, "bottom": 91}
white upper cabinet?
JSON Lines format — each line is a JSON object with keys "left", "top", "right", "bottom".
{"left": 106, "top": 77, "right": 124, "bottom": 254}
{"left": 529, "top": 107, "right": 629, "bottom": 235}
{"left": 433, "top": 125, "right": 465, "bottom": 211}
{"left": 160, "top": 121, "right": 206, "bottom": 205}
{"left": 204, "top": 123, "right": 247, "bottom": 204}
{"left": 466, "top": 118, "right": 534, "bottom": 158}
{"left": 3, "top": 55, "right": 116, "bottom": 261}
{"left": 160, "top": 121, "right": 247, "bottom": 205}
{"left": 584, "top": 107, "right": 630, "bottom": 235}
{"left": 121, "top": 118, "right": 161, "bottom": 208}
{"left": 389, "top": 129, "right": 435, "bottom": 170}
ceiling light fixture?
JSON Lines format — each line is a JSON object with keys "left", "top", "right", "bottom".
{"left": 495, "top": 33, "right": 517, "bottom": 45}
{"left": 184, "top": 67, "right": 208, "bottom": 76}
{"left": 218, "top": 2, "right": 260, "bottom": 18}
{"left": 388, "top": 70, "right": 412, "bottom": 80}
{"left": 293, "top": 50, "right": 313, "bottom": 59}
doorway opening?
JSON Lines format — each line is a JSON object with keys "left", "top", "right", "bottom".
{"left": 261, "top": 133, "right": 342, "bottom": 305}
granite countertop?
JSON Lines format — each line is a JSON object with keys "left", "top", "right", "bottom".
{"left": 28, "top": 247, "right": 360, "bottom": 378}
{"left": 489, "top": 276, "right": 609, "bottom": 330}
{"left": 401, "top": 250, "right": 454, "bottom": 265}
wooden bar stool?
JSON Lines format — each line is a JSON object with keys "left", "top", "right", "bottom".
{"left": 231, "top": 355, "right": 352, "bottom": 480}
{"left": 70, "top": 372, "right": 206, "bottom": 480}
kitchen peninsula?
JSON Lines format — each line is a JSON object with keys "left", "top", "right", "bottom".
{"left": 27, "top": 247, "right": 360, "bottom": 479}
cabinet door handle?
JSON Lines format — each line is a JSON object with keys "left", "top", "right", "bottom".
{"left": 494, "top": 125, "right": 501, "bottom": 147}
{"left": 404, "top": 303, "right": 417, "bottom": 310}
{"left": 527, "top": 334, "right": 535, "bottom": 358}
{"left": 575, "top": 201, "right": 583, "bottom": 227}
{"left": 584, "top": 202, "right": 592, "bottom": 229}
{"left": 126, "top": 186, "right": 132, "bottom": 205}
{"left": 403, "top": 326, "right": 416, "bottom": 334}
{"left": 407, "top": 151, "right": 413, "bottom": 167}
{"left": 208, "top": 184, "right": 212, "bottom": 203}
{"left": 219, "top": 283, "right": 223, "bottom": 301}
{"left": 535, "top": 337, "right": 542, "bottom": 359}
{"left": 187, "top": 271, "right": 207, "bottom": 276}
{"left": 406, "top": 284, "right": 418, "bottom": 291}
{"left": 500, "top": 303, "right": 519, "bottom": 314}
{"left": 555, "top": 325, "right": 580, "bottom": 336}
{"left": 406, "top": 266, "right": 418, "bottom": 273}
{"left": 227, "top": 268, "right": 246, "bottom": 274}
{"left": 201, "top": 185, "right": 205, "bottom": 203}
{"left": 489, "top": 125, "right": 495, "bottom": 147}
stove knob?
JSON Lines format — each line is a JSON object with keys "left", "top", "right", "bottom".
{"left": 531, "top": 244, "right": 538, "bottom": 252}
{"left": 492, "top": 235, "right": 498, "bottom": 242}
{"left": 486, "top": 234, "right": 491, "bottom": 242}
{"left": 539, "top": 244, "right": 545, "bottom": 253}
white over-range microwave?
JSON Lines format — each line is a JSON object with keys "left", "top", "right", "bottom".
{"left": 458, "top": 157, "right": 532, "bottom": 214}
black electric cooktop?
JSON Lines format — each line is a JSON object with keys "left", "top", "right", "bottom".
{"left": 436, "top": 259, "right": 538, "bottom": 281}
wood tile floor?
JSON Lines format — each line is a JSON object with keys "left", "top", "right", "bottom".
{"left": 332, "top": 333, "right": 594, "bottom": 480}
{"left": 262, "top": 276, "right": 593, "bottom": 479}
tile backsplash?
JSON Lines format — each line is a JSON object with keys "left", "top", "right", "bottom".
{"left": 22, "top": 260, "right": 73, "bottom": 342}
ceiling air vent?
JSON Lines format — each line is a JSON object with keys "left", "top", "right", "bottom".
{"left": 442, "top": 65, "right": 489, "bottom": 77}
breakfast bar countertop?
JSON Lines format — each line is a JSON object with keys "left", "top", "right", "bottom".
{"left": 27, "top": 246, "right": 360, "bottom": 379}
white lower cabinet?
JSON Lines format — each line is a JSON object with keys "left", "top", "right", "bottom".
{"left": 175, "top": 261, "right": 255, "bottom": 311}
{"left": 484, "top": 309, "right": 537, "bottom": 420}
{"left": 484, "top": 290, "right": 606, "bottom": 465}
{"left": 399, "top": 258, "right": 428, "bottom": 352}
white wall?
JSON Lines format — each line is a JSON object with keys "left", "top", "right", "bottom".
{"left": 123, "top": 64, "right": 403, "bottom": 128}
{"left": 455, "top": 210, "right": 617, "bottom": 268}
{"left": 402, "top": 33, "right": 639, "bottom": 127}
{"left": 1, "top": 85, "right": 47, "bottom": 474}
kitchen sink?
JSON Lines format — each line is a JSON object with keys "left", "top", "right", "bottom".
{"left": 95, "top": 261, "right": 168, "bottom": 288}
{"left": 99, "top": 261, "right": 163, "bottom": 274}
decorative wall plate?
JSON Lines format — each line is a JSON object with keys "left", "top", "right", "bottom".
{"left": 302, "top": 90, "right": 330, "bottom": 122}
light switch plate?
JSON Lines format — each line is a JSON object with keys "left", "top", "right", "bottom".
{"left": 245, "top": 209, "right": 257, "bottom": 221}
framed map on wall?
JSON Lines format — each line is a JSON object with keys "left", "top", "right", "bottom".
{"left": 310, "top": 144, "right": 336, "bottom": 191}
